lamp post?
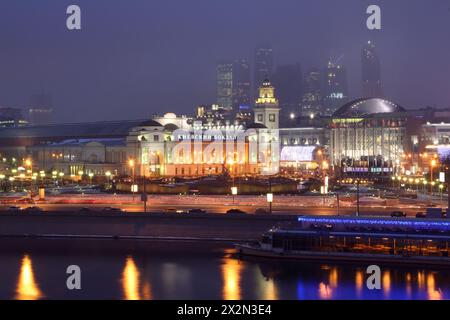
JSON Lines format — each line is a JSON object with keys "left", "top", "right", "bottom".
{"left": 430, "top": 159, "right": 437, "bottom": 193}
{"left": 105, "top": 171, "right": 112, "bottom": 189}
{"left": 267, "top": 192, "right": 273, "bottom": 214}
{"left": 129, "top": 159, "right": 136, "bottom": 201}
{"left": 25, "top": 159, "right": 33, "bottom": 197}
{"left": 231, "top": 186, "right": 238, "bottom": 205}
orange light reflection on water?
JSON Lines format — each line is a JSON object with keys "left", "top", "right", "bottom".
{"left": 222, "top": 258, "right": 243, "bottom": 300}
{"left": 15, "top": 255, "right": 43, "bottom": 300}
{"left": 122, "top": 256, "right": 143, "bottom": 300}
{"left": 427, "top": 273, "right": 442, "bottom": 300}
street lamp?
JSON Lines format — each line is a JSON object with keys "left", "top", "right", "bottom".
{"left": 267, "top": 192, "right": 273, "bottom": 214}
{"left": 231, "top": 186, "right": 238, "bottom": 205}
{"left": 129, "top": 159, "right": 137, "bottom": 200}
{"left": 430, "top": 159, "right": 437, "bottom": 192}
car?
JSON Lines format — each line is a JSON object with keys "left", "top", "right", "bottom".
{"left": 79, "top": 207, "right": 92, "bottom": 212}
{"left": 391, "top": 211, "right": 406, "bottom": 218}
{"left": 415, "top": 212, "right": 427, "bottom": 218}
{"left": 7, "top": 206, "right": 22, "bottom": 211}
{"left": 226, "top": 208, "right": 247, "bottom": 215}
{"left": 255, "top": 208, "right": 269, "bottom": 215}
{"left": 188, "top": 208, "right": 207, "bottom": 214}
{"left": 102, "top": 207, "right": 124, "bottom": 213}
{"left": 23, "top": 206, "right": 44, "bottom": 212}
{"left": 165, "top": 208, "right": 177, "bottom": 213}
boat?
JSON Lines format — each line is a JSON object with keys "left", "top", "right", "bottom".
{"left": 235, "top": 215, "right": 450, "bottom": 265}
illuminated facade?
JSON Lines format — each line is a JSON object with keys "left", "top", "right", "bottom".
{"left": 254, "top": 79, "right": 280, "bottom": 130}
{"left": 330, "top": 98, "right": 407, "bottom": 176}
{"left": 128, "top": 120, "right": 278, "bottom": 177}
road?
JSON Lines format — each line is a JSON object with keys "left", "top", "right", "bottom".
{"left": 0, "top": 201, "right": 435, "bottom": 217}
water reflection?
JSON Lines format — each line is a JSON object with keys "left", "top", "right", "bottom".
{"left": 222, "top": 258, "right": 243, "bottom": 300}
{"left": 15, "top": 255, "right": 43, "bottom": 300}
{"left": 256, "top": 275, "right": 278, "bottom": 300}
{"left": 355, "top": 270, "right": 364, "bottom": 298}
{"left": 2, "top": 242, "right": 449, "bottom": 300}
{"left": 122, "top": 256, "right": 146, "bottom": 300}
{"left": 382, "top": 271, "right": 391, "bottom": 298}
{"left": 427, "top": 273, "right": 442, "bottom": 300}
{"left": 317, "top": 266, "right": 338, "bottom": 299}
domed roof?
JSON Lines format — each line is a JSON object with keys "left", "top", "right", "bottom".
{"left": 164, "top": 123, "right": 179, "bottom": 131}
{"left": 333, "top": 98, "right": 405, "bottom": 118}
{"left": 163, "top": 112, "right": 177, "bottom": 119}
{"left": 139, "top": 119, "right": 162, "bottom": 127}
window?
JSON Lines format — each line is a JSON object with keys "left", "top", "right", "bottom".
{"left": 269, "top": 114, "right": 276, "bottom": 122}
{"left": 153, "top": 135, "right": 159, "bottom": 142}
{"left": 257, "top": 114, "right": 263, "bottom": 122}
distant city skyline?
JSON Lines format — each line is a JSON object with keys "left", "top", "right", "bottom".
{"left": 0, "top": 0, "right": 449, "bottom": 123}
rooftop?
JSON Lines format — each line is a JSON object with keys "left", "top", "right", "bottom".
{"left": 0, "top": 119, "right": 147, "bottom": 139}
{"left": 333, "top": 98, "right": 405, "bottom": 118}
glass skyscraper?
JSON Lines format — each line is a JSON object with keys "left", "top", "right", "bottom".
{"left": 362, "top": 41, "right": 383, "bottom": 98}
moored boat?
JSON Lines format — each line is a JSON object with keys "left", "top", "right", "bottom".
{"left": 235, "top": 215, "right": 450, "bottom": 265}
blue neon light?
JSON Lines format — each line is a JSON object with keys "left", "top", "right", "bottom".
{"left": 297, "top": 216, "right": 450, "bottom": 232}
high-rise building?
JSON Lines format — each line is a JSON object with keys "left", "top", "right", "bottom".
{"left": 323, "top": 61, "right": 348, "bottom": 115}
{"left": 254, "top": 44, "right": 274, "bottom": 99}
{"left": 217, "top": 62, "right": 234, "bottom": 111}
{"left": 362, "top": 41, "right": 383, "bottom": 98}
{"left": 301, "top": 68, "right": 324, "bottom": 117}
{"left": 29, "top": 94, "right": 54, "bottom": 126}
{"left": 254, "top": 79, "right": 280, "bottom": 130}
{"left": 232, "top": 59, "right": 251, "bottom": 110}
{"left": 216, "top": 59, "right": 251, "bottom": 111}
{"left": 272, "top": 63, "right": 303, "bottom": 119}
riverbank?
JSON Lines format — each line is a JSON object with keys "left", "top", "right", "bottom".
{"left": 0, "top": 211, "right": 296, "bottom": 241}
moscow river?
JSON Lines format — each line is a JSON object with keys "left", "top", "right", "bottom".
{"left": 0, "top": 238, "right": 448, "bottom": 300}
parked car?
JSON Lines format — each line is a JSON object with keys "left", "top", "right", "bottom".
{"left": 23, "top": 206, "right": 44, "bottom": 212}
{"left": 226, "top": 208, "right": 247, "bottom": 215}
{"left": 188, "top": 208, "right": 207, "bottom": 214}
{"left": 415, "top": 212, "right": 427, "bottom": 218}
{"left": 102, "top": 207, "right": 124, "bottom": 213}
{"left": 255, "top": 208, "right": 269, "bottom": 215}
{"left": 391, "top": 211, "right": 406, "bottom": 218}
{"left": 7, "top": 206, "right": 22, "bottom": 212}
{"left": 79, "top": 207, "right": 92, "bottom": 212}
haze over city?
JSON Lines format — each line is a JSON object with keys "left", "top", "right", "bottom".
{"left": 0, "top": 0, "right": 450, "bottom": 123}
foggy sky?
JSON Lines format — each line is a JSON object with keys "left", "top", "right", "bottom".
{"left": 0, "top": 0, "right": 449, "bottom": 123}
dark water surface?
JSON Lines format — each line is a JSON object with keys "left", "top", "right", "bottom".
{"left": 0, "top": 238, "right": 448, "bottom": 300}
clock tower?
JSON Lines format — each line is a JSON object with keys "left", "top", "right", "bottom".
{"left": 254, "top": 79, "right": 280, "bottom": 130}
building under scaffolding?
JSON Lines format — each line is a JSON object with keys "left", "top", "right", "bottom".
{"left": 330, "top": 98, "right": 407, "bottom": 176}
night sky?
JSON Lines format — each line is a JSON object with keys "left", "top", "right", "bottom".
{"left": 0, "top": 0, "right": 449, "bottom": 123}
